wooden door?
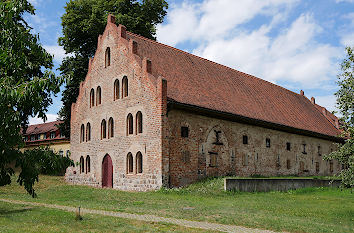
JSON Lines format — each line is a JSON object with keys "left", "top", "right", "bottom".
{"left": 102, "top": 154, "right": 113, "bottom": 188}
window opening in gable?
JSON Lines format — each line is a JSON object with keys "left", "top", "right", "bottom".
{"left": 181, "top": 126, "right": 189, "bottom": 138}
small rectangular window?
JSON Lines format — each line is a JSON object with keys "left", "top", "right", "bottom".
{"left": 276, "top": 155, "right": 280, "bottom": 168}
{"left": 316, "top": 162, "right": 319, "bottom": 173}
{"left": 302, "top": 144, "right": 307, "bottom": 154}
{"left": 209, "top": 152, "right": 217, "bottom": 167}
{"left": 266, "top": 138, "right": 271, "bottom": 148}
{"left": 286, "top": 142, "right": 291, "bottom": 151}
{"left": 286, "top": 159, "right": 291, "bottom": 169}
{"left": 182, "top": 151, "right": 190, "bottom": 163}
{"left": 43, "top": 133, "right": 47, "bottom": 139}
{"left": 50, "top": 132, "right": 56, "bottom": 139}
{"left": 318, "top": 146, "right": 321, "bottom": 156}
{"left": 243, "top": 154, "right": 248, "bottom": 166}
{"left": 30, "top": 135, "right": 35, "bottom": 141}
{"left": 243, "top": 135, "right": 248, "bottom": 145}
{"left": 181, "top": 126, "right": 189, "bottom": 138}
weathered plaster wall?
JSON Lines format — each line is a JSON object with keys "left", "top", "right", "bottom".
{"left": 167, "top": 109, "right": 340, "bottom": 187}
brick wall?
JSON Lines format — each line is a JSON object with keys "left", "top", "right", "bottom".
{"left": 167, "top": 109, "right": 340, "bottom": 187}
{"left": 67, "top": 20, "right": 166, "bottom": 191}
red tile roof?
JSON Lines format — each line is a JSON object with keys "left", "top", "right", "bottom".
{"left": 24, "top": 120, "right": 62, "bottom": 135}
{"left": 126, "top": 31, "right": 340, "bottom": 138}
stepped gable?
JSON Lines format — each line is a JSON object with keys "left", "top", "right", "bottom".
{"left": 124, "top": 30, "right": 340, "bottom": 138}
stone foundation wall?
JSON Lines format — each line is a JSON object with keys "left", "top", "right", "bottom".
{"left": 224, "top": 178, "right": 341, "bottom": 192}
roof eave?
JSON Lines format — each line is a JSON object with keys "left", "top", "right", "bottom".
{"left": 167, "top": 98, "right": 344, "bottom": 143}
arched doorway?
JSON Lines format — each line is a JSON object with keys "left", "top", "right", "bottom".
{"left": 102, "top": 154, "right": 113, "bottom": 188}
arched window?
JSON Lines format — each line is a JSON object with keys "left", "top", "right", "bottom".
{"left": 122, "top": 76, "right": 128, "bottom": 98}
{"left": 96, "top": 86, "right": 101, "bottom": 105}
{"left": 136, "top": 111, "right": 143, "bottom": 134}
{"left": 105, "top": 47, "right": 110, "bottom": 67}
{"left": 127, "top": 114, "right": 133, "bottom": 135}
{"left": 80, "top": 124, "right": 85, "bottom": 143}
{"left": 136, "top": 152, "right": 143, "bottom": 173}
{"left": 108, "top": 117, "right": 114, "bottom": 138}
{"left": 86, "top": 155, "right": 90, "bottom": 173}
{"left": 114, "top": 79, "right": 119, "bottom": 100}
{"left": 127, "top": 153, "right": 133, "bottom": 173}
{"left": 86, "top": 122, "right": 91, "bottom": 141}
{"left": 101, "top": 119, "right": 107, "bottom": 139}
{"left": 90, "top": 88, "right": 94, "bottom": 107}
{"left": 80, "top": 156, "right": 84, "bottom": 173}
{"left": 66, "top": 150, "right": 70, "bottom": 157}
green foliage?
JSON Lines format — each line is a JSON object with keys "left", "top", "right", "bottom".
{"left": 15, "top": 147, "right": 73, "bottom": 197}
{"left": 23, "top": 147, "right": 74, "bottom": 175}
{"left": 58, "top": 0, "right": 168, "bottom": 137}
{"left": 325, "top": 47, "right": 354, "bottom": 188}
{"left": 0, "top": 0, "right": 64, "bottom": 196}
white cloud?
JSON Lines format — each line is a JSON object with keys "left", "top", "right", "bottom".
{"left": 194, "top": 14, "right": 341, "bottom": 88}
{"left": 43, "top": 45, "right": 67, "bottom": 63}
{"left": 340, "top": 32, "right": 354, "bottom": 46}
{"left": 339, "top": 13, "right": 354, "bottom": 46}
{"left": 157, "top": 0, "right": 298, "bottom": 46}
{"left": 29, "top": 114, "right": 58, "bottom": 125}
{"left": 316, "top": 95, "right": 338, "bottom": 113}
{"left": 157, "top": 1, "right": 342, "bottom": 90}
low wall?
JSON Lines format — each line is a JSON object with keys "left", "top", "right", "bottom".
{"left": 224, "top": 178, "right": 341, "bottom": 192}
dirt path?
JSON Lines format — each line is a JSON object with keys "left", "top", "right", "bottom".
{"left": 0, "top": 198, "right": 281, "bottom": 233}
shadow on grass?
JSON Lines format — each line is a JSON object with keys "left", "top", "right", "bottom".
{"left": 0, "top": 207, "right": 34, "bottom": 216}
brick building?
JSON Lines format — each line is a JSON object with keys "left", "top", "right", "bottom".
{"left": 66, "top": 15, "right": 343, "bottom": 191}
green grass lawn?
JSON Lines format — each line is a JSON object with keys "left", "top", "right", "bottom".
{"left": 0, "top": 201, "right": 208, "bottom": 233}
{"left": 0, "top": 175, "right": 353, "bottom": 233}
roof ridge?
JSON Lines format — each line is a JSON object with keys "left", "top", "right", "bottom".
{"left": 126, "top": 31, "right": 304, "bottom": 98}
{"left": 28, "top": 120, "right": 62, "bottom": 127}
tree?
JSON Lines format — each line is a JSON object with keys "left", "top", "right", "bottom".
{"left": 325, "top": 46, "right": 354, "bottom": 188}
{"left": 0, "top": 0, "right": 68, "bottom": 197}
{"left": 58, "top": 0, "right": 168, "bottom": 137}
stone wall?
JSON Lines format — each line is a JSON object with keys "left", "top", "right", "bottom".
{"left": 224, "top": 178, "right": 341, "bottom": 192}
{"left": 167, "top": 109, "right": 340, "bottom": 187}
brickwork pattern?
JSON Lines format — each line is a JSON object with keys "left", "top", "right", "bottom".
{"left": 67, "top": 20, "right": 166, "bottom": 191}
{"left": 168, "top": 110, "right": 339, "bottom": 187}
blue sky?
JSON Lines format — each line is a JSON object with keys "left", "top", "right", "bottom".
{"left": 27, "top": 0, "right": 354, "bottom": 125}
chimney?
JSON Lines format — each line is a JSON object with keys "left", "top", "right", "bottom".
{"left": 107, "top": 14, "right": 116, "bottom": 24}
{"left": 300, "top": 90, "right": 304, "bottom": 96}
{"left": 311, "top": 97, "right": 315, "bottom": 104}
{"left": 118, "top": 25, "right": 126, "bottom": 39}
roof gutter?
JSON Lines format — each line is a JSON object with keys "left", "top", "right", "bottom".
{"left": 167, "top": 99, "right": 344, "bottom": 143}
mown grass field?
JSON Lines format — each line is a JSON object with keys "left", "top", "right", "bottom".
{"left": 0, "top": 175, "right": 353, "bottom": 233}
{"left": 0, "top": 201, "right": 208, "bottom": 233}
